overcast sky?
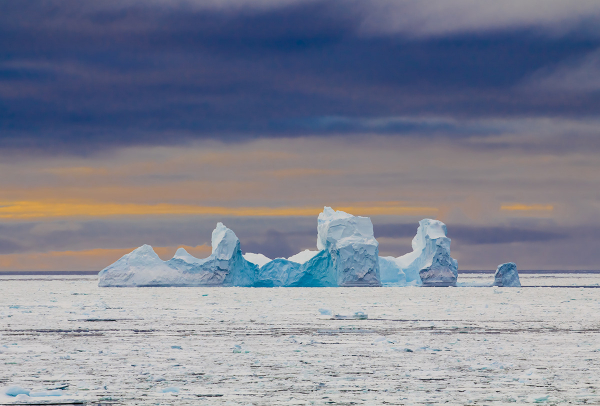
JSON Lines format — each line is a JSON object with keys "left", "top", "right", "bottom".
{"left": 1, "top": 0, "right": 600, "bottom": 271}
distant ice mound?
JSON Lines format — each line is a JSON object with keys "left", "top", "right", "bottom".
{"left": 243, "top": 253, "right": 272, "bottom": 267}
{"left": 98, "top": 222, "right": 257, "bottom": 287}
{"left": 379, "top": 256, "right": 407, "bottom": 286}
{"left": 287, "top": 249, "right": 319, "bottom": 264}
{"left": 396, "top": 219, "right": 458, "bottom": 286}
{"left": 494, "top": 262, "right": 521, "bottom": 287}
{"left": 317, "top": 207, "right": 380, "bottom": 287}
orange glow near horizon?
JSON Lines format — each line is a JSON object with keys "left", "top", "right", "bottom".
{"left": 0, "top": 244, "right": 212, "bottom": 272}
{"left": 0, "top": 200, "right": 439, "bottom": 220}
{"left": 500, "top": 204, "right": 554, "bottom": 211}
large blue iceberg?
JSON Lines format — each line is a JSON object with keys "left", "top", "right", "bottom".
{"left": 99, "top": 208, "right": 470, "bottom": 288}
{"left": 380, "top": 219, "right": 458, "bottom": 287}
{"left": 252, "top": 207, "right": 381, "bottom": 287}
{"left": 98, "top": 222, "right": 257, "bottom": 287}
{"left": 98, "top": 207, "right": 380, "bottom": 287}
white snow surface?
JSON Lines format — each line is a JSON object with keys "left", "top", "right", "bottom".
{"left": 243, "top": 253, "right": 272, "bottom": 267}
{"left": 317, "top": 207, "right": 375, "bottom": 251}
{"left": 2, "top": 274, "right": 600, "bottom": 404}
{"left": 287, "top": 249, "right": 319, "bottom": 264}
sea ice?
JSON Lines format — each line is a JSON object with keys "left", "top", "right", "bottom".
{"left": 4, "top": 386, "right": 29, "bottom": 397}
{"left": 98, "top": 222, "right": 258, "bottom": 287}
{"left": 395, "top": 219, "right": 457, "bottom": 286}
{"left": 494, "top": 262, "right": 521, "bottom": 287}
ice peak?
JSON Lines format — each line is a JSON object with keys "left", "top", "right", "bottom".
{"left": 211, "top": 222, "right": 240, "bottom": 260}
{"left": 174, "top": 247, "right": 189, "bottom": 256}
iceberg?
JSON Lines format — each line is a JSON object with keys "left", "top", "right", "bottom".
{"left": 255, "top": 250, "right": 338, "bottom": 287}
{"left": 98, "top": 222, "right": 258, "bottom": 287}
{"left": 379, "top": 256, "right": 407, "bottom": 286}
{"left": 252, "top": 207, "right": 380, "bottom": 287}
{"left": 494, "top": 262, "right": 521, "bottom": 287}
{"left": 396, "top": 219, "right": 458, "bottom": 286}
{"left": 317, "top": 207, "right": 380, "bottom": 287}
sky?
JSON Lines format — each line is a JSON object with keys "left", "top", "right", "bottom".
{"left": 1, "top": 0, "right": 600, "bottom": 272}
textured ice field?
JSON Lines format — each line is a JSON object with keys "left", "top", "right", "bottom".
{"left": 2, "top": 275, "right": 600, "bottom": 405}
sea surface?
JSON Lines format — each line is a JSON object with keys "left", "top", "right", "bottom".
{"left": 1, "top": 274, "right": 600, "bottom": 405}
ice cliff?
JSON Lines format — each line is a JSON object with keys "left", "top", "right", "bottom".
{"left": 253, "top": 207, "right": 380, "bottom": 287}
{"left": 98, "top": 222, "right": 257, "bottom": 287}
{"left": 316, "top": 207, "right": 380, "bottom": 286}
{"left": 379, "top": 256, "right": 407, "bottom": 286}
{"left": 98, "top": 208, "right": 463, "bottom": 288}
{"left": 494, "top": 262, "right": 521, "bottom": 287}
{"left": 393, "top": 219, "right": 458, "bottom": 286}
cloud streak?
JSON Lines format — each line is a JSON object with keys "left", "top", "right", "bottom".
{"left": 0, "top": 201, "right": 438, "bottom": 220}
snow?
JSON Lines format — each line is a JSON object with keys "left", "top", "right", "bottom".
{"left": 287, "top": 249, "right": 319, "bottom": 264}
{"left": 243, "top": 253, "right": 272, "bottom": 267}
{"left": 494, "top": 262, "right": 521, "bottom": 287}
{"left": 3, "top": 274, "right": 600, "bottom": 404}
{"left": 395, "top": 219, "right": 458, "bottom": 286}
{"left": 98, "top": 222, "right": 257, "bottom": 287}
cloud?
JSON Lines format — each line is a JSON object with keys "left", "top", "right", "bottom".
{"left": 0, "top": 244, "right": 211, "bottom": 272}
{"left": 525, "top": 48, "right": 600, "bottom": 93}
{"left": 449, "top": 225, "right": 566, "bottom": 245}
{"left": 1, "top": 0, "right": 600, "bottom": 155}
{"left": 357, "top": 0, "right": 600, "bottom": 37}
{"left": 500, "top": 204, "right": 554, "bottom": 211}
{"left": 0, "top": 200, "right": 438, "bottom": 220}
{"left": 0, "top": 238, "right": 25, "bottom": 254}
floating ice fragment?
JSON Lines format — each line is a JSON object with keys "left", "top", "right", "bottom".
{"left": 160, "top": 387, "right": 180, "bottom": 393}
{"left": 333, "top": 311, "right": 368, "bottom": 320}
{"left": 318, "top": 308, "right": 332, "bottom": 315}
{"left": 494, "top": 262, "right": 521, "bottom": 287}
{"left": 4, "top": 386, "right": 30, "bottom": 397}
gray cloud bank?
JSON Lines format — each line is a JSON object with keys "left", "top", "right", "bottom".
{"left": 1, "top": 0, "right": 600, "bottom": 154}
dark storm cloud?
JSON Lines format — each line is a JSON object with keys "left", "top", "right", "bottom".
{"left": 374, "top": 223, "right": 569, "bottom": 245}
{"left": 449, "top": 225, "right": 567, "bottom": 245}
{"left": 2, "top": 0, "right": 600, "bottom": 154}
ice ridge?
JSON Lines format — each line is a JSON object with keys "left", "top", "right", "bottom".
{"left": 98, "top": 222, "right": 258, "bottom": 287}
